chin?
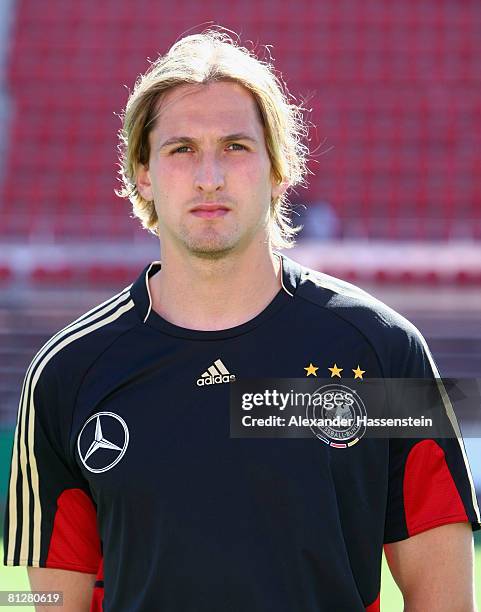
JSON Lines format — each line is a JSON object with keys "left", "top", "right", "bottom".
{"left": 186, "top": 241, "right": 238, "bottom": 260}
{"left": 181, "top": 228, "right": 241, "bottom": 259}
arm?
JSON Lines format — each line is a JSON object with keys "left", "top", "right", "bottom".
{"left": 384, "top": 522, "right": 477, "bottom": 612}
{"left": 28, "top": 567, "right": 96, "bottom": 612}
{"left": 4, "top": 353, "right": 102, "bottom": 609}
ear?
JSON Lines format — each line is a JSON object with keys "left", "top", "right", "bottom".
{"left": 271, "top": 177, "right": 288, "bottom": 202}
{"left": 136, "top": 163, "right": 153, "bottom": 201}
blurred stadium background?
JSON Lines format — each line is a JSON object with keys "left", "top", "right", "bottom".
{"left": 0, "top": 0, "right": 480, "bottom": 607}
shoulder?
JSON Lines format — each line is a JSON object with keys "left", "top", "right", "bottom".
{"left": 297, "top": 263, "right": 410, "bottom": 331}
{"left": 286, "top": 256, "right": 436, "bottom": 377}
{"left": 29, "top": 284, "right": 140, "bottom": 401}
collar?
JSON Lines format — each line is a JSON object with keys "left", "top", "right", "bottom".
{"left": 130, "top": 253, "right": 302, "bottom": 324}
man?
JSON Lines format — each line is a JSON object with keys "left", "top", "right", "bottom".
{"left": 4, "top": 29, "right": 480, "bottom": 611}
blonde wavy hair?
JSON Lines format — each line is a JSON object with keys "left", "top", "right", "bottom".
{"left": 116, "top": 28, "right": 310, "bottom": 249}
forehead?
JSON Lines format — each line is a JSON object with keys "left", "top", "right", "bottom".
{"left": 151, "top": 81, "right": 264, "bottom": 137}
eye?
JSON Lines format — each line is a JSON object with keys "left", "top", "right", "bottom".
{"left": 227, "top": 143, "right": 247, "bottom": 151}
{"left": 172, "top": 145, "right": 193, "bottom": 154}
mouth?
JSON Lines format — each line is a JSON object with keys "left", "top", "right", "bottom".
{"left": 190, "top": 203, "right": 231, "bottom": 219}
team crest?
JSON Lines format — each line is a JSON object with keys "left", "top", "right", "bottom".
{"left": 306, "top": 383, "right": 367, "bottom": 448}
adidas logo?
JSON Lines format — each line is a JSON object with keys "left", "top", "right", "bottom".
{"left": 197, "top": 359, "right": 236, "bottom": 386}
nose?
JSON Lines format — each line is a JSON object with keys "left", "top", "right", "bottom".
{"left": 194, "top": 153, "right": 225, "bottom": 194}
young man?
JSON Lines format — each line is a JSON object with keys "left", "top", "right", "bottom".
{"left": 4, "top": 30, "right": 480, "bottom": 611}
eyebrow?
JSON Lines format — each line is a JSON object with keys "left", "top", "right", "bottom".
{"left": 158, "top": 133, "right": 259, "bottom": 150}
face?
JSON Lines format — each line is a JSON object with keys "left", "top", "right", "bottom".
{"left": 136, "top": 81, "right": 285, "bottom": 259}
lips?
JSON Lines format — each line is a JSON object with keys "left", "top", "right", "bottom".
{"left": 190, "top": 203, "right": 230, "bottom": 219}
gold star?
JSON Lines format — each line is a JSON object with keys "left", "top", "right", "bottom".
{"left": 352, "top": 365, "right": 365, "bottom": 379}
{"left": 304, "top": 363, "right": 318, "bottom": 377}
{"left": 328, "top": 363, "right": 343, "bottom": 378}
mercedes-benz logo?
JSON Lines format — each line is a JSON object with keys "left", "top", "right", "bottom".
{"left": 77, "top": 412, "right": 129, "bottom": 473}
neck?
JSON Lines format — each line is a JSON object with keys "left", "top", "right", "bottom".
{"left": 149, "top": 240, "right": 282, "bottom": 331}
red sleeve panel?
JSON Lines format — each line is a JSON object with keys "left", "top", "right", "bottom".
{"left": 403, "top": 439, "right": 468, "bottom": 537}
{"left": 384, "top": 436, "right": 480, "bottom": 543}
{"left": 46, "top": 488, "right": 101, "bottom": 573}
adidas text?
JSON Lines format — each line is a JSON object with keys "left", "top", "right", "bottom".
{"left": 197, "top": 374, "right": 236, "bottom": 386}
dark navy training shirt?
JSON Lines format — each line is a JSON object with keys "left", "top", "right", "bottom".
{"left": 4, "top": 255, "right": 480, "bottom": 611}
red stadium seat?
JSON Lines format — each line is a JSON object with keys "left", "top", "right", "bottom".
{"left": 30, "top": 266, "right": 76, "bottom": 285}
{"left": 0, "top": 266, "right": 13, "bottom": 283}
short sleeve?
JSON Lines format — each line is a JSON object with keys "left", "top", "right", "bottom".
{"left": 383, "top": 322, "right": 481, "bottom": 543}
{"left": 3, "top": 353, "right": 101, "bottom": 573}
